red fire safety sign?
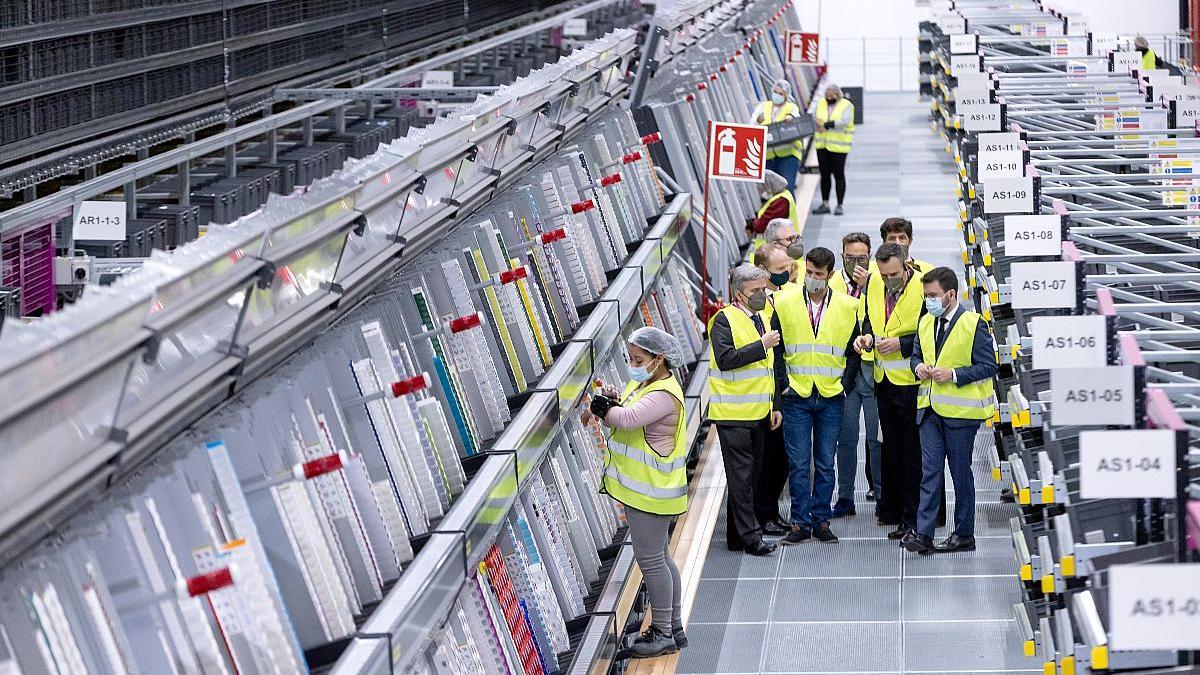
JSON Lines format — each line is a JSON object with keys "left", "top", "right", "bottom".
{"left": 706, "top": 121, "right": 768, "bottom": 183}
{"left": 787, "top": 31, "right": 820, "bottom": 65}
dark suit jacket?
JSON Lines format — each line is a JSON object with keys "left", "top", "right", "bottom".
{"left": 910, "top": 304, "right": 998, "bottom": 427}
{"left": 710, "top": 309, "right": 773, "bottom": 427}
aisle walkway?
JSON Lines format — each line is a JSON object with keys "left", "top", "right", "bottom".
{"left": 675, "top": 92, "right": 1034, "bottom": 674}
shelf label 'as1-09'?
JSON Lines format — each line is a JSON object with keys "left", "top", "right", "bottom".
{"left": 1049, "top": 366, "right": 1134, "bottom": 426}
{"left": 983, "top": 177, "right": 1033, "bottom": 213}
{"left": 1109, "top": 564, "right": 1200, "bottom": 652}
{"left": 1030, "top": 315, "right": 1107, "bottom": 369}
{"left": 1079, "top": 429, "right": 1176, "bottom": 499}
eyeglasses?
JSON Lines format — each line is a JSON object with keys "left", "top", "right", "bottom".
{"left": 843, "top": 255, "right": 869, "bottom": 264}
{"left": 773, "top": 234, "right": 799, "bottom": 245}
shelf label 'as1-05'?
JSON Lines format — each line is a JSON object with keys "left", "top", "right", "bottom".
{"left": 1049, "top": 366, "right": 1134, "bottom": 426}
{"left": 1109, "top": 564, "right": 1200, "bottom": 651}
{"left": 1030, "top": 315, "right": 1107, "bottom": 369}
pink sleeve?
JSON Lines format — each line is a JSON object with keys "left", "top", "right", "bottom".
{"left": 604, "top": 391, "right": 677, "bottom": 429}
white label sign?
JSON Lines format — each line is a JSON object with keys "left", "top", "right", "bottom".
{"left": 1112, "top": 50, "right": 1141, "bottom": 73}
{"left": 955, "top": 91, "right": 990, "bottom": 110}
{"left": 1011, "top": 261, "right": 1077, "bottom": 309}
{"left": 1050, "top": 366, "right": 1135, "bottom": 426}
{"left": 1176, "top": 99, "right": 1200, "bottom": 125}
{"left": 939, "top": 13, "right": 966, "bottom": 34}
{"left": 421, "top": 70, "right": 454, "bottom": 88}
{"left": 956, "top": 71, "right": 992, "bottom": 93}
{"left": 563, "top": 18, "right": 588, "bottom": 37}
{"left": 1091, "top": 34, "right": 1119, "bottom": 56}
{"left": 979, "top": 132, "right": 1019, "bottom": 153}
{"left": 951, "top": 53, "right": 981, "bottom": 76}
{"left": 1031, "top": 315, "right": 1108, "bottom": 369}
{"left": 1003, "top": 214, "right": 1062, "bottom": 256}
{"left": 950, "top": 34, "right": 978, "bottom": 55}
{"left": 1109, "top": 564, "right": 1200, "bottom": 651}
{"left": 963, "top": 103, "right": 1003, "bottom": 132}
{"left": 983, "top": 177, "right": 1034, "bottom": 213}
{"left": 1079, "top": 429, "right": 1177, "bottom": 499}
{"left": 73, "top": 200, "right": 126, "bottom": 242}
{"left": 977, "top": 148, "right": 1024, "bottom": 180}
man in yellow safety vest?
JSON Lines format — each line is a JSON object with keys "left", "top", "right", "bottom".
{"left": 812, "top": 83, "right": 855, "bottom": 216}
{"left": 708, "top": 263, "right": 782, "bottom": 556}
{"left": 770, "top": 247, "right": 861, "bottom": 545}
{"left": 755, "top": 78, "right": 804, "bottom": 191}
{"left": 751, "top": 244, "right": 796, "bottom": 533}
{"left": 880, "top": 217, "right": 934, "bottom": 272}
{"left": 1135, "top": 36, "right": 1159, "bottom": 73}
{"left": 903, "top": 267, "right": 997, "bottom": 555}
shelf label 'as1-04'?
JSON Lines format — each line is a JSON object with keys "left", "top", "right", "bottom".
{"left": 1079, "top": 429, "right": 1176, "bottom": 499}
{"left": 1049, "top": 366, "right": 1135, "bottom": 426}
{"left": 983, "top": 177, "right": 1033, "bottom": 213}
{"left": 1030, "top": 315, "right": 1107, "bottom": 369}
{"left": 1109, "top": 564, "right": 1200, "bottom": 652}
{"left": 1010, "top": 261, "right": 1076, "bottom": 309}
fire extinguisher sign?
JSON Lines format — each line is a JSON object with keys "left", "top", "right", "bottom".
{"left": 787, "top": 31, "right": 820, "bottom": 65}
{"left": 706, "top": 121, "right": 768, "bottom": 183}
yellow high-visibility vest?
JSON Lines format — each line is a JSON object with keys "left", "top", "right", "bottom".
{"left": 752, "top": 190, "right": 798, "bottom": 249}
{"left": 707, "top": 306, "right": 774, "bottom": 421}
{"left": 759, "top": 100, "right": 803, "bottom": 159}
{"left": 814, "top": 98, "right": 855, "bottom": 153}
{"left": 1141, "top": 48, "right": 1157, "bottom": 73}
{"left": 865, "top": 268, "right": 925, "bottom": 386}
{"left": 602, "top": 377, "right": 688, "bottom": 515}
{"left": 773, "top": 285, "right": 859, "bottom": 398}
{"left": 916, "top": 310, "right": 997, "bottom": 420}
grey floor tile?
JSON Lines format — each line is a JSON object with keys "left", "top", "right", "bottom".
{"left": 690, "top": 578, "right": 777, "bottom": 623}
{"left": 700, "top": 541, "right": 783, "bottom": 579}
{"left": 901, "top": 576, "right": 1017, "bottom": 621}
{"left": 778, "top": 538, "right": 902, "bottom": 578}
{"left": 903, "top": 535, "right": 1018, "bottom": 576}
{"left": 772, "top": 578, "right": 900, "bottom": 621}
{"left": 903, "top": 620, "right": 1037, "bottom": 672}
{"left": 761, "top": 622, "right": 902, "bottom": 673}
{"left": 675, "top": 622, "right": 767, "bottom": 674}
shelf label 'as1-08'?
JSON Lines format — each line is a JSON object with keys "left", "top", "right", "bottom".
{"left": 1049, "top": 366, "right": 1134, "bottom": 426}
{"left": 1010, "top": 261, "right": 1076, "bottom": 309}
{"left": 1109, "top": 564, "right": 1200, "bottom": 652}
{"left": 982, "top": 177, "right": 1033, "bottom": 213}
{"left": 1030, "top": 315, "right": 1107, "bottom": 369}
{"left": 1003, "top": 214, "right": 1061, "bottom": 256}
{"left": 1080, "top": 429, "right": 1177, "bottom": 499}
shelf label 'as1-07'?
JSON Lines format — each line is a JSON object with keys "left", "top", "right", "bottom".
{"left": 1079, "top": 429, "right": 1176, "bottom": 499}
{"left": 1030, "top": 315, "right": 1107, "bottom": 369}
{"left": 1010, "top": 261, "right": 1075, "bottom": 309}
{"left": 1109, "top": 564, "right": 1200, "bottom": 651}
{"left": 983, "top": 177, "right": 1033, "bottom": 213}
{"left": 1049, "top": 366, "right": 1134, "bottom": 426}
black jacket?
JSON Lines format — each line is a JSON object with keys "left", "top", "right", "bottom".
{"left": 709, "top": 309, "right": 774, "bottom": 427}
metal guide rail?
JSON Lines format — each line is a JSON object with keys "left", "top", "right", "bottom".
{"left": 928, "top": 2, "right": 1200, "bottom": 673}
{"left": 630, "top": 0, "right": 816, "bottom": 299}
{"left": 0, "top": 2, "right": 768, "bottom": 674}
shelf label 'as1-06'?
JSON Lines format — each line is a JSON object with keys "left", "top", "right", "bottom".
{"left": 983, "top": 177, "right": 1033, "bottom": 213}
{"left": 1010, "top": 261, "right": 1076, "bottom": 309}
{"left": 1003, "top": 214, "right": 1061, "bottom": 256}
{"left": 1079, "top": 429, "right": 1176, "bottom": 499}
{"left": 1049, "top": 366, "right": 1135, "bottom": 426}
{"left": 1109, "top": 564, "right": 1200, "bottom": 651}
{"left": 1030, "top": 315, "right": 1107, "bottom": 369}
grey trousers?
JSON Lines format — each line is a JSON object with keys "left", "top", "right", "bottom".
{"left": 626, "top": 505, "right": 683, "bottom": 631}
{"left": 836, "top": 360, "right": 882, "bottom": 500}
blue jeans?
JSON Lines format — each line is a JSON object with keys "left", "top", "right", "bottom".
{"left": 836, "top": 360, "right": 882, "bottom": 501}
{"left": 917, "top": 413, "right": 981, "bottom": 538}
{"left": 766, "top": 155, "right": 800, "bottom": 192}
{"left": 782, "top": 393, "right": 844, "bottom": 528}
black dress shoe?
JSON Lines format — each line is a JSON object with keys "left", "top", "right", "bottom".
{"left": 886, "top": 525, "right": 910, "bottom": 540}
{"left": 744, "top": 540, "right": 778, "bottom": 556}
{"left": 933, "top": 534, "right": 976, "bottom": 553}
{"left": 760, "top": 520, "right": 789, "bottom": 536}
{"left": 903, "top": 532, "right": 934, "bottom": 554}
{"left": 727, "top": 541, "right": 743, "bottom": 552}
{"left": 877, "top": 516, "right": 901, "bottom": 527}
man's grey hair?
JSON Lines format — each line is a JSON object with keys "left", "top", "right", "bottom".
{"left": 730, "top": 263, "right": 769, "bottom": 295}
{"left": 764, "top": 218, "right": 796, "bottom": 244}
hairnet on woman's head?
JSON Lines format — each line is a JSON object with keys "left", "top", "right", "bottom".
{"left": 1134, "top": 36, "right": 1149, "bottom": 50}
{"left": 772, "top": 78, "right": 792, "bottom": 96}
{"left": 761, "top": 170, "right": 787, "bottom": 194}
{"left": 628, "top": 326, "right": 685, "bottom": 369}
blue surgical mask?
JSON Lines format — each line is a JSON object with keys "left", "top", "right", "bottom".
{"left": 925, "top": 296, "right": 947, "bottom": 318}
{"left": 629, "top": 365, "right": 652, "bottom": 382}
{"left": 771, "top": 92, "right": 786, "bottom": 105}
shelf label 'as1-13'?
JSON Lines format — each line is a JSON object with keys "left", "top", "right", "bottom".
{"left": 1109, "top": 564, "right": 1200, "bottom": 652}
{"left": 1079, "top": 429, "right": 1176, "bottom": 499}
{"left": 1049, "top": 366, "right": 1134, "bottom": 426}
{"left": 1030, "top": 315, "right": 1107, "bottom": 369}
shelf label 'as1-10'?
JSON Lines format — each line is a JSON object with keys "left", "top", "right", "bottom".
{"left": 1010, "top": 261, "right": 1076, "bottom": 309}
{"left": 1049, "top": 366, "right": 1135, "bottom": 426}
{"left": 983, "top": 177, "right": 1033, "bottom": 213}
{"left": 1003, "top": 214, "right": 1061, "bottom": 256}
{"left": 1109, "top": 564, "right": 1200, "bottom": 652}
{"left": 1079, "top": 429, "right": 1176, "bottom": 499}
{"left": 1030, "top": 315, "right": 1107, "bottom": 369}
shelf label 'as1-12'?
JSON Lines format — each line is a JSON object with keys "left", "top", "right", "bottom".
{"left": 1010, "top": 261, "right": 1076, "bottom": 309}
{"left": 1049, "top": 366, "right": 1135, "bottom": 426}
{"left": 1030, "top": 315, "right": 1107, "bottom": 369}
{"left": 983, "top": 177, "right": 1033, "bottom": 213}
{"left": 1079, "top": 429, "right": 1176, "bottom": 499}
{"left": 1109, "top": 564, "right": 1200, "bottom": 651}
